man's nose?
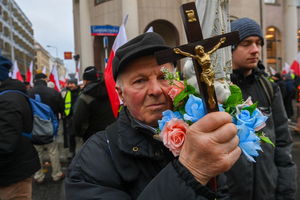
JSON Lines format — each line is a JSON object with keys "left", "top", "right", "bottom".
{"left": 148, "top": 80, "right": 163, "bottom": 96}
{"left": 250, "top": 43, "right": 260, "bottom": 54}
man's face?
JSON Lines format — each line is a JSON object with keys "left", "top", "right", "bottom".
{"left": 67, "top": 82, "right": 78, "bottom": 91}
{"left": 116, "top": 55, "right": 174, "bottom": 127}
{"left": 232, "top": 36, "right": 262, "bottom": 71}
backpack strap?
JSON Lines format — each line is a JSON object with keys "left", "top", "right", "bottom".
{"left": 258, "top": 75, "right": 274, "bottom": 106}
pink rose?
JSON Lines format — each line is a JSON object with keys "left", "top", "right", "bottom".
{"left": 168, "top": 81, "right": 185, "bottom": 101}
{"left": 159, "top": 118, "right": 189, "bottom": 156}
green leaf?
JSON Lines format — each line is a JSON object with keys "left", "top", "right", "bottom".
{"left": 242, "top": 102, "right": 258, "bottom": 115}
{"left": 224, "top": 85, "right": 243, "bottom": 107}
{"left": 173, "top": 90, "right": 188, "bottom": 107}
{"left": 259, "top": 136, "right": 275, "bottom": 147}
{"left": 257, "top": 131, "right": 275, "bottom": 147}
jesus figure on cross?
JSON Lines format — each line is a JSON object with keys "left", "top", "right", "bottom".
{"left": 173, "top": 37, "right": 226, "bottom": 108}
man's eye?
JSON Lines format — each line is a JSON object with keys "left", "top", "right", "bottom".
{"left": 133, "top": 79, "right": 145, "bottom": 84}
{"left": 240, "top": 41, "right": 251, "bottom": 46}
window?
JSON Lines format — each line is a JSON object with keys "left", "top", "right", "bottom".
{"left": 264, "top": 0, "right": 276, "bottom": 4}
{"left": 297, "top": 0, "right": 300, "bottom": 7}
{"left": 95, "top": 0, "right": 111, "bottom": 6}
{"left": 266, "top": 26, "right": 282, "bottom": 71}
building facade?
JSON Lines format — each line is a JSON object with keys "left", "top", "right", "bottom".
{"left": 0, "top": 0, "right": 34, "bottom": 75}
{"left": 72, "top": 0, "right": 299, "bottom": 73}
{"left": 35, "top": 41, "right": 50, "bottom": 74}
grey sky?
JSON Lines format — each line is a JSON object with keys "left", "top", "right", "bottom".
{"left": 14, "top": 0, "right": 75, "bottom": 73}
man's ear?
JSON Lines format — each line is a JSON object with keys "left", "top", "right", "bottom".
{"left": 115, "top": 85, "right": 125, "bottom": 105}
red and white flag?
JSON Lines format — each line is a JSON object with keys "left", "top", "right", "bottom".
{"left": 49, "top": 64, "right": 61, "bottom": 91}
{"left": 26, "top": 61, "right": 33, "bottom": 86}
{"left": 104, "top": 15, "right": 128, "bottom": 118}
{"left": 282, "top": 62, "right": 290, "bottom": 74}
{"left": 11, "top": 60, "right": 23, "bottom": 81}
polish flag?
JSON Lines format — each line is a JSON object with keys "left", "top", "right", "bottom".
{"left": 104, "top": 15, "right": 128, "bottom": 118}
{"left": 290, "top": 60, "right": 300, "bottom": 76}
{"left": 11, "top": 60, "right": 24, "bottom": 81}
{"left": 26, "top": 61, "right": 33, "bottom": 86}
{"left": 59, "top": 70, "right": 67, "bottom": 89}
{"left": 282, "top": 62, "right": 290, "bottom": 74}
{"left": 49, "top": 64, "right": 61, "bottom": 91}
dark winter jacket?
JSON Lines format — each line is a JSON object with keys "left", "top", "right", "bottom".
{"left": 72, "top": 80, "right": 115, "bottom": 141}
{"left": 0, "top": 78, "right": 40, "bottom": 186}
{"left": 28, "top": 80, "right": 64, "bottom": 118}
{"left": 228, "top": 67, "right": 297, "bottom": 200}
{"left": 65, "top": 108, "right": 218, "bottom": 200}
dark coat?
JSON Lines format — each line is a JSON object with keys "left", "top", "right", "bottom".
{"left": 72, "top": 80, "right": 115, "bottom": 141}
{"left": 28, "top": 80, "right": 64, "bottom": 118}
{"left": 0, "top": 78, "right": 40, "bottom": 186}
{"left": 65, "top": 108, "right": 217, "bottom": 200}
{"left": 228, "top": 68, "right": 297, "bottom": 200}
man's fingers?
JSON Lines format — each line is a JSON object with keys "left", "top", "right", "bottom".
{"left": 210, "top": 122, "right": 237, "bottom": 144}
{"left": 191, "top": 111, "right": 233, "bottom": 133}
{"left": 224, "top": 147, "right": 242, "bottom": 171}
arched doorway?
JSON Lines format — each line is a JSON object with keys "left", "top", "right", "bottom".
{"left": 265, "top": 26, "right": 281, "bottom": 71}
{"left": 144, "top": 20, "right": 179, "bottom": 47}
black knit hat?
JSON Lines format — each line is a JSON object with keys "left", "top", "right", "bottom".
{"left": 231, "top": 17, "right": 264, "bottom": 49}
{"left": 34, "top": 73, "right": 47, "bottom": 80}
{"left": 83, "top": 66, "right": 97, "bottom": 81}
{"left": 112, "top": 32, "right": 171, "bottom": 81}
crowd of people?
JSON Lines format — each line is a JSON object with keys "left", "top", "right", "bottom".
{"left": 0, "top": 17, "right": 297, "bottom": 200}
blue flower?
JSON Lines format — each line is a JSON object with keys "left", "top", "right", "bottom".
{"left": 218, "top": 104, "right": 225, "bottom": 112}
{"left": 158, "top": 110, "right": 183, "bottom": 130}
{"left": 235, "top": 109, "right": 268, "bottom": 131}
{"left": 237, "top": 124, "right": 262, "bottom": 162}
{"left": 183, "top": 95, "right": 206, "bottom": 122}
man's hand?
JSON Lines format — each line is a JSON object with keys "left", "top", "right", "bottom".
{"left": 179, "top": 112, "right": 241, "bottom": 185}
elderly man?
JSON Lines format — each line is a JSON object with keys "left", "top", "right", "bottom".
{"left": 65, "top": 32, "right": 240, "bottom": 199}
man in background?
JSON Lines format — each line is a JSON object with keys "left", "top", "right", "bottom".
{"left": 28, "top": 73, "right": 65, "bottom": 183}
{"left": 73, "top": 66, "right": 115, "bottom": 142}
{"left": 0, "top": 56, "right": 40, "bottom": 199}
{"left": 228, "top": 17, "right": 296, "bottom": 200}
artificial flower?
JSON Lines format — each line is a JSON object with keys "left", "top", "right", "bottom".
{"left": 159, "top": 118, "right": 189, "bottom": 156}
{"left": 157, "top": 67, "right": 272, "bottom": 163}
{"left": 183, "top": 94, "right": 205, "bottom": 123}
{"left": 237, "top": 124, "right": 262, "bottom": 162}
{"left": 158, "top": 110, "right": 183, "bottom": 131}
{"left": 235, "top": 109, "right": 268, "bottom": 131}
{"left": 168, "top": 81, "right": 185, "bottom": 101}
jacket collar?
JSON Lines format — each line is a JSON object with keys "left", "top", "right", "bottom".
{"left": 116, "top": 107, "right": 168, "bottom": 159}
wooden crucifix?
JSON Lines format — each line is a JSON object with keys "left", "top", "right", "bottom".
{"left": 155, "top": 2, "right": 239, "bottom": 113}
